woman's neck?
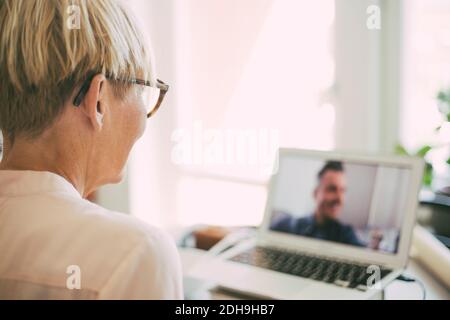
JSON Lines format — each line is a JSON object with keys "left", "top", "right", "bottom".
{"left": 0, "top": 136, "right": 88, "bottom": 197}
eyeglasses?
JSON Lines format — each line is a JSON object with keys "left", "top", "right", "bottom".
{"left": 73, "top": 74, "right": 169, "bottom": 118}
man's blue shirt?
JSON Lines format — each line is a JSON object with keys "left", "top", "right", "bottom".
{"left": 270, "top": 212, "right": 364, "bottom": 247}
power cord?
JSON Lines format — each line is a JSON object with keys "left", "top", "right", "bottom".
{"left": 382, "top": 274, "right": 426, "bottom": 300}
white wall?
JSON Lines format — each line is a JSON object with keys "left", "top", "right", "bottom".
{"left": 127, "top": 0, "right": 180, "bottom": 227}
{"left": 339, "top": 163, "right": 377, "bottom": 227}
{"left": 334, "top": 0, "right": 403, "bottom": 153}
{"left": 271, "top": 157, "right": 323, "bottom": 218}
{"left": 368, "top": 166, "right": 410, "bottom": 228}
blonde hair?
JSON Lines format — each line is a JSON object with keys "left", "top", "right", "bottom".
{"left": 0, "top": 0, "right": 154, "bottom": 141}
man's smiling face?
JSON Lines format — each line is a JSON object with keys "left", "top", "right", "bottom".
{"left": 314, "top": 170, "right": 347, "bottom": 222}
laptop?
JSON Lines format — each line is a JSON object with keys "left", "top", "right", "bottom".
{"left": 187, "top": 148, "right": 424, "bottom": 299}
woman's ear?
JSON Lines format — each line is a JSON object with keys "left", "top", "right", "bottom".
{"left": 82, "top": 74, "right": 107, "bottom": 131}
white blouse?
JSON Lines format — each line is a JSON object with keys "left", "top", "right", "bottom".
{"left": 0, "top": 170, "right": 183, "bottom": 299}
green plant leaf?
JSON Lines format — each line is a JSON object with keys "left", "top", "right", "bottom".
{"left": 437, "top": 89, "right": 450, "bottom": 118}
{"left": 416, "top": 145, "right": 432, "bottom": 158}
{"left": 447, "top": 156, "right": 450, "bottom": 166}
{"left": 423, "top": 162, "right": 433, "bottom": 187}
{"left": 437, "top": 90, "right": 450, "bottom": 104}
{"left": 395, "top": 144, "right": 409, "bottom": 156}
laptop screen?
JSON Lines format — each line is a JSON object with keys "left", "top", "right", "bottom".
{"left": 268, "top": 155, "right": 412, "bottom": 254}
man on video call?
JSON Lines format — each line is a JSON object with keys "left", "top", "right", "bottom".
{"left": 270, "top": 161, "right": 364, "bottom": 247}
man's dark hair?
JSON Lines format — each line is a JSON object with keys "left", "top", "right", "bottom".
{"left": 318, "top": 161, "right": 344, "bottom": 180}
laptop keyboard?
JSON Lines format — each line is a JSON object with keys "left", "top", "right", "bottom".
{"left": 229, "top": 246, "right": 392, "bottom": 291}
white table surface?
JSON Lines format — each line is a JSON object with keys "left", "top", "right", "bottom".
{"left": 179, "top": 247, "right": 450, "bottom": 300}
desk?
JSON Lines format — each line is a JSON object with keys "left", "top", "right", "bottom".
{"left": 179, "top": 247, "right": 450, "bottom": 300}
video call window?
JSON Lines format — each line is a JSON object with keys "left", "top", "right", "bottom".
{"left": 269, "top": 156, "right": 411, "bottom": 254}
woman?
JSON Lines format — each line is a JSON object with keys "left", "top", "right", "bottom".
{"left": 0, "top": 0, "right": 182, "bottom": 299}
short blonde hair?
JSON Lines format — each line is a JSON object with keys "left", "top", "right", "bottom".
{"left": 0, "top": 0, "right": 154, "bottom": 141}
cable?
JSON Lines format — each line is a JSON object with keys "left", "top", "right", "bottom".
{"left": 382, "top": 274, "right": 427, "bottom": 300}
{"left": 396, "top": 274, "right": 427, "bottom": 300}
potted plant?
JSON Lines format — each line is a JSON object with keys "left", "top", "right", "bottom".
{"left": 396, "top": 87, "right": 450, "bottom": 196}
{"left": 396, "top": 89, "right": 450, "bottom": 242}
